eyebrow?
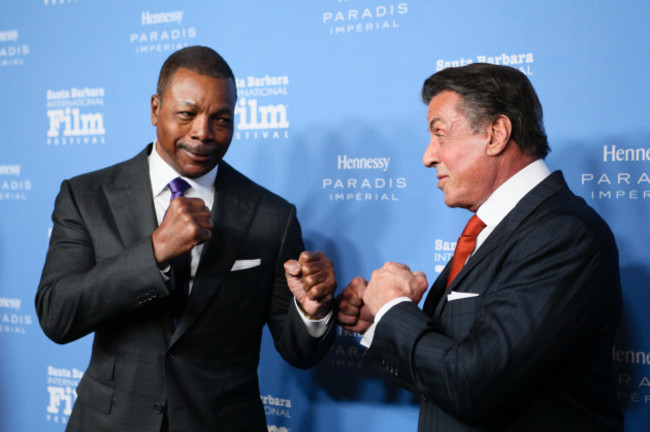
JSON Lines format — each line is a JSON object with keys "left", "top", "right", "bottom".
{"left": 177, "top": 100, "right": 233, "bottom": 115}
{"left": 428, "top": 117, "right": 443, "bottom": 132}
{"left": 178, "top": 99, "right": 198, "bottom": 108}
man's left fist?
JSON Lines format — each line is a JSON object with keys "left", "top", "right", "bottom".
{"left": 284, "top": 251, "right": 336, "bottom": 320}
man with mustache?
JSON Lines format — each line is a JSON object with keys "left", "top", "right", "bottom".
{"left": 338, "top": 63, "right": 622, "bottom": 431}
{"left": 36, "top": 46, "right": 336, "bottom": 432}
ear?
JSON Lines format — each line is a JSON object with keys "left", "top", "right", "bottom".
{"left": 486, "top": 114, "right": 512, "bottom": 157}
{"left": 151, "top": 94, "right": 161, "bottom": 127}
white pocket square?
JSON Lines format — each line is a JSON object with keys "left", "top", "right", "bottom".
{"left": 447, "top": 291, "right": 479, "bottom": 301}
{"left": 231, "top": 259, "right": 261, "bottom": 271}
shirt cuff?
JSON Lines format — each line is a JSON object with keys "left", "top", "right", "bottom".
{"left": 360, "top": 297, "right": 411, "bottom": 348}
{"left": 294, "top": 298, "right": 332, "bottom": 338}
{"left": 159, "top": 265, "right": 171, "bottom": 281}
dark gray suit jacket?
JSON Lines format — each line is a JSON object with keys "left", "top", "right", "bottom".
{"left": 36, "top": 145, "right": 335, "bottom": 432}
{"left": 364, "top": 171, "right": 623, "bottom": 431}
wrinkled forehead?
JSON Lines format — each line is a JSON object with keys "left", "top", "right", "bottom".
{"left": 426, "top": 91, "right": 469, "bottom": 129}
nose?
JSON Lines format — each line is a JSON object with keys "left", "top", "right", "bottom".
{"left": 191, "top": 115, "right": 214, "bottom": 142}
{"left": 423, "top": 136, "right": 438, "bottom": 167}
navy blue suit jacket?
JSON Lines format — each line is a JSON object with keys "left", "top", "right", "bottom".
{"left": 364, "top": 171, "right": 623, "bottom": 431}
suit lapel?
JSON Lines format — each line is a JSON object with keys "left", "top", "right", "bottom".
{"left": 103, "top": 146, "right": 158, "bottom": 250}
{"left": 170, "top": 161, "right": 260, "bottom": 345}
{"left": 455, "top": 171, "right": 567, "bottom": 287}
{"left": 426, "top": 171, "right": 568, "bottom": 322}
{"left": 103, "top": 146, "right": 174, "bottom": 335}
{"left": 423, "top": 272, "right": 448, "bottom": 316}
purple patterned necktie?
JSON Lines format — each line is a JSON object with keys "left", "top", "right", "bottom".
{"left": 167, "top": 177, "right": 191, "bottom": 327}
{"left": 168, "top": 177, "right": 190, "bottom": 201}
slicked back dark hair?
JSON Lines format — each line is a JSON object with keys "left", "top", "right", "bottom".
{"left": 422, "top": 63, "right": 549, "bottom": 159}
{"left": 157, "top": 45, "right": 236, "bottom": 102}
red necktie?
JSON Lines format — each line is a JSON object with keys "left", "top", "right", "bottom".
{"left": 446, "top": 214, "right": 486, "bottom": 289}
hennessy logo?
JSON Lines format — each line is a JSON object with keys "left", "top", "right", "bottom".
{"left": 337, "top": 155, "right": 391, "bottom": 172}
{"left": 0, "top": 30, "right": 18, "bottom": 42}
{"left": 0, "top": 297, "right": 21, "bottom": 310}
{"left": 47, "top": 108, "right": 105, "bottom": 137}
{"left": 44, "top": 0, "right": 83, "bottom": 5}
{"left": 141, "top": 10, "right": 184, "bottom": 25}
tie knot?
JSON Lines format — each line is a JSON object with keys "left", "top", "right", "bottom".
{"left": 462, "top": 214, "right": 486, "bottom": 238}
{"left": 168, "top": 177, "right": 191, "bottom": 200}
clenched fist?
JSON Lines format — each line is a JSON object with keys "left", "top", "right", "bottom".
{"left": 152, "top": 197, "right": 213, "bottom": 267}
{"left": 284, "top": 251, "right": 336, "bottom": 320}
{"left": 337, "top": 276, "right": 374, "bottom": 334}
{"left": 364, "top": 262, "right": 428, "bottom": 315}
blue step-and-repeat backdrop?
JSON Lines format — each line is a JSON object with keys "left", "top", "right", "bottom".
{"left": 1, "top": 1, "right": 649, "bottom": 431}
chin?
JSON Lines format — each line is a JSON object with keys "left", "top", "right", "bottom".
{"left": 443, "top": 196, "right": 456, "bottom": 207}
{"left": 185, "top": 163, "right": 219, "bottom": 178}
{"left": 182, "top": 169, "right": 208, "bottom": 179}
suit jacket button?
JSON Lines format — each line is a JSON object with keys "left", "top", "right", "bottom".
{"left": 153, "top": 403, "right": 164, "bottom": 414}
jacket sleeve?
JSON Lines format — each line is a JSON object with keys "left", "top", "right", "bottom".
{"left": 266, "top": 204, "right": 336, "bottom": 369}
{"left": 364, "top": 214, "right": 621, "bottom": 424}
{"left": 35, "top": 179, "right": 169, "bottom": 344}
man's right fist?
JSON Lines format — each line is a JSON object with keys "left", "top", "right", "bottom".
{"left": 337, "top": 276, "right": 374, "bottom": 334}
{"left": 152, "top": 197, "right": 213, "bottom": 267}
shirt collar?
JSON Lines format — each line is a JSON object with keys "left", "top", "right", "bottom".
{"left": 148, "top": 142, "right": 218, "bottom": 202}
{"left": 476, "top": 159, "right": 551, "bottom": 228}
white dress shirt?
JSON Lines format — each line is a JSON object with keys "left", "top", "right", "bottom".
{"left": 148, "top": 143, "right": 330, "bottom": 335}
{"left": 149, "top": 142, "right": 217, "bottom": 294}
{"left": 361, "top": 159, "right": 551, "bottom": 347}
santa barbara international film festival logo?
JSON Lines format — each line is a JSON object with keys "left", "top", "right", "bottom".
{"left": 46, "top": 365, "right": 83, "bottom": 425}
{"left": 0, "top": 29, "right": 30, "bottom": 67}
{"left": 436, "top": 51, "right": 536, "bottom": 76}
{"left": 234, "top": 75, "right": 290, "bottom": 141}
{"left": 322, "top": 0, "right": 409, "bottom": 36}
{"left": 433, "top": 237, "right": 456, "bottom": 275}
{"left": 580, "top": 145, "right": 650, "bottom": 201}
{"left": 130, "top": 9, "right": 197, "bottom": 54}
{"left": 0, "top": 164, "right": 32, "bottom": 201}
{"left": 261, "top": 393, "right": 292, "bottom": 421}
{"left": 322, "top": 154, "right": 406, "bottom": 202}
{"left": 46, "top": 87, "right": 106, "bottom": 146}
{"left": 0, "top": 297, "right": 33, "bottom": 335}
